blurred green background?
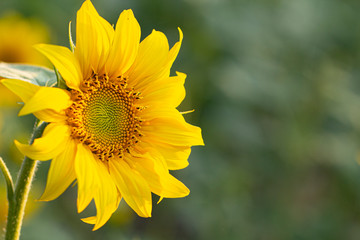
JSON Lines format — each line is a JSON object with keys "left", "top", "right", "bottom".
{"left": 2, "top": 0, "right": 360, "bottom": 239}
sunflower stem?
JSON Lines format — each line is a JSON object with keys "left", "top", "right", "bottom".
{"left": 5, "top": 121, "right": 47, "bottom": 240}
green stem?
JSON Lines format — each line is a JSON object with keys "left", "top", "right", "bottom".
{"left": 5, "top": 121, "right": 47, "bottom": 240}
{"left": 0, "top": 156, "right": 14, "bottom": 203}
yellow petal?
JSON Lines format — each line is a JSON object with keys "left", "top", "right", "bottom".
{"left": 134, "top": 141, "right": 189, "bottom": 170}
{"left": 127, "top": 30, "right": 169, "bottom": 84}
{"left": 139, "top": 105, "right": 184, "bottom": 121}
{"left": 82, "top": 195, "right": 121, "bottom": 230}
{"left": 107, "top": 9, "right": 140, "bottom": 78}
{"left": 19, "top": 87, "right": 71, "bottom": 116}
{"left": 92, "top": 160, "right": 120, "bottom": 230}
{"left": 15, "top": 123, "right": 70, "bottom": 161}
{"left": 81, "top": 216, "right": 96, "bottom": 225}
{"left": 75, "top": 143, "right": 120, "bottom": 229}
{"left": 1, "top": 78, "right": 40, "bottom": 102}
{"left": 75, "top": 0, "right": 114, "bottom": 78}
{"left": 133, "top": 141, "right": 189, "bottom": 170}
{"left": 141, "top": 107, "right": 204, "bottom": 147}
{"left": 131, "top": 28, "right": 183, "bottom": 91}
{"left": 34, "top": 44, "right": 82, "bottom": 90}
{"left": 166, "top": 157, "right": 189, "bottom": 170}
{"left": 39, "top": 138, "right": 77, "bottom": 201}
{"left": 157, "top": 28, "right": 183, "bottom": 79}
{"left": 2, "top": 81, "right": 69, "bottom": 122}
{"left": 33, "top": 109, "right": 67, "bottom": 123}
{"left": 163, "top": 27, "right": 183, "bottom": 76}
{"left": 74, "top": 143, "right": 98, "bottom": 213}
{"left": 133, "top": 152, "right": 190, "bottom": 198}
{"left": 109, "top": 159, "right": 152, "bottom": 217}
{"left": 142, "top": 117, "right": 204, "bottom": 147}
{"left": 154, "top": 144, "right": 191, "bottom": 170}
{"left": 139, "top": 72, "right": 186, "bottom": 107}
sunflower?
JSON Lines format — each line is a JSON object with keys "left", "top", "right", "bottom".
{"left": 1, "top": 0, "right": 203, "bottom": 230}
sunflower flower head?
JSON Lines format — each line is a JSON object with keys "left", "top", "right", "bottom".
{"left": 1, "top": 0, "right": 204, "bottom": 230}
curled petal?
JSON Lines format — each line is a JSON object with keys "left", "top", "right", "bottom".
{"left": 15, "top": 123, "right": 70, "bottom": 161}
{"left": 1, "top": 79, "right": 68, "bottom": 122}
{"left": 19, "top": 87, "right": 71, "bottom": 116}
{"left": 0, "top": 79, "right": 40, "bottom": 102}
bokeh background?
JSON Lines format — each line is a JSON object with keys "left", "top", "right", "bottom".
{"left": 2, "top": 0, "right": 360, "bottom": 239}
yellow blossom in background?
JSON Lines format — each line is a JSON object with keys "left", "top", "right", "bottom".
{"left": 0, "top": 13, "right": 49, "bottom": 106}
{"left": 0, "top": 14, "right": 49, "bottom": 65}
{"left": 2, "top": 0, "right": 204, "bottom": 231}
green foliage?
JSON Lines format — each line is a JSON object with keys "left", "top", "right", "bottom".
{"left": 0, "top": 62, "right": 56, "bottom": 87}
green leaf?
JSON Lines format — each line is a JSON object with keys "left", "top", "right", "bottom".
{"left": 0, "top": 62, "right": 57, "bottom": 87}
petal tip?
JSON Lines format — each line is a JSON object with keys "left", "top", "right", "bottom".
{"left": 37, "top": 195, "right": 51, "bottom": 202}
{"left": 124, "top": 9, "right": 134, "bottom": 15}
{"left": 177, "top": 27, "right": 183, "bottom": 42}
{"left": 18, "top": 106, "right": 29, "bottom": 116}
{"left": 33, "top": 43, "right": 47, "bottom": 52}
{"left": 14, "top": 140, "right": 29, "bottom": 157}
{"left": 157, "top": 196, "right": 164, "bottom": 204}
{"left": 92, "top": 221, "right": 106, "bottom": 231}
{"left": 175, "top": 71, "right": 187, "bottom": 79}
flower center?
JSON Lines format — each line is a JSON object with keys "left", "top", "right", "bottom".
{"left": 66, "top": 74, "right": 143, "bottom": 161}
{"left": 83, "top": 87, "right": 130, "bottom": 147}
